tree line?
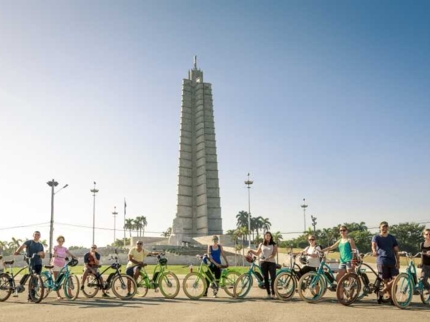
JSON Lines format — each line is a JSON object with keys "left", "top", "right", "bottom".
{"left": 0, "top": 237, "right": 48, "bottom": 256}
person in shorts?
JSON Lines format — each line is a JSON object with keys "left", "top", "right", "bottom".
{"left": 322, "top": 225, "right": 357, "bottom": 283}
{"left": 81, "top": 244, "right": 108, "bottom": 298}
{"left": 51, "top": 235, "right": 76, "bottom": 299}
{"left": 126, "top": 241, "right": 160, "bottom": 295}
{"left": 372, "top": 221, "right": 400, "bottom": 303}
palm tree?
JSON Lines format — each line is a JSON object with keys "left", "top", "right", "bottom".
{"left": 135, "top": 216, "right": 147, "bottom": 237}
{"left": 11, "top": 237, "right": 22, "bottom": 247}
{"left": 124, "top": 219, "right": 135, "bottom": 238}
{"left": 272, "top": 231, "right": 283, "bottom": 263}
{"left": 261, "top": 218, "right": 271, "bottom": 233}
{"left": 133, "top": 218, "right": 143, "bottom": 237}
{"left": 236, "top": 211, "right": 249, "bottom": 229}
{"left": 161, "top": 227, "right": 172, "bottom": 238}
{"left": 40, "top": 239, "right": 48, "bottom": 248}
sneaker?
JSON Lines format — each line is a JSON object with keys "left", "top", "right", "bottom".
{"left": 126, "top": 292, "right": 133, "bottom": 298}
{"left": 271, "top": 294, "right": 276, "bottom": 299}
{"left": 102, "top": 293, "right": 110, "bottom": 298}
{"left": 202, "top": 293, "right": 208, "bottom": 297}
{"left": 80, "top": 285, "right": 84, "bottom": 291}
{"left": 213, "top": 294, "right": 217, "bottom": 298}
{"left": 266, "top": 294, "right": 272, "bottom": 299}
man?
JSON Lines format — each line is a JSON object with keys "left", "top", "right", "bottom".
{"left": 81, "top": 245, "right": 108, "bottom": 298}
{"left": 14, "top": 231, "right": 45, "bottom": 299}
{"left": 371, "top": 221, "right": 400, "bottom": 303}
{"left": 126, "top": 241, "right": 160, "bottom": 295}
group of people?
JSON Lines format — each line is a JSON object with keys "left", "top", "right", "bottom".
{"left": 5, "top": 221, "right": 430, "bottom": 302}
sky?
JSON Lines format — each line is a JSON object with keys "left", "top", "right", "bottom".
{"left": 0, "top": 0, "right": 429, "bottom": 249}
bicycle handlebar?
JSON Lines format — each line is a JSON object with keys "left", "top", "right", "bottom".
{"left": 399, "top": 251, "right": 422, "bottom": 258}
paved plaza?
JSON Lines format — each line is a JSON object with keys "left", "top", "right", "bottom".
{"left": 1, "top": 283, "right": 428, "bottom": 322}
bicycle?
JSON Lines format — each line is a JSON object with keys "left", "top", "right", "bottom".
{"left": 336, "top": 252, "right": 389, "bottom": 306}
{"left": 297, "top": 252, "right": 337, "bottom": 303}
{"left": 81, "top": 250, "right": 137, "bottom": 300}
{"left": 135, "top": 253, "right": 180, "bottom": 299}
{"left": 233, "top": 255, "right": 283, "bottom": 299}
{"left": 391, "top": 251, "right": 430, "bottom": 309}
{"left": 0, "top": 254, "right": 44, "bottom": 303}
{"left": 40, "top": 257, "right": 80, "bottom": 300}
{"left": 182, "top": 254, "right": 241, "bottom": 300}
{"left": 273, "top": 252, "right": 303, "bottom": 300}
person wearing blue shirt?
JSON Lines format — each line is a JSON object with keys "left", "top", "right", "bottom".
{"left": 204, "top": 235, "right": 229, "bottom": 298}
{"left": 371, "top": 221, "right": 400, "bottom": 304}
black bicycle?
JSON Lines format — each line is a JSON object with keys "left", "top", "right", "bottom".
{"left": 81, "top": 250, "right": 137, "bottom": 300}
{"left": 0, "top": 254, "right": 44, "bottom": 303}
{"left": 336, "top": 252, "right": 390, "bottom": 306}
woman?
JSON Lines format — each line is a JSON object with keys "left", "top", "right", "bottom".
{"left": 204, "top": 235, "right": 229, "bottom": 298}
{"left": 322, "top": 225, "right": 357, "bottom": 282}
{"left": 249, "top": 231, "right": 278, "bottom": 299}
{"left": 52, "top": 235, "right": 76, "bottom": 299}
{"left": 420, "top": 228, "right": 430, "bottom": 294}
{"left": 300, "top": 234, "right": 322, "bottom": 275}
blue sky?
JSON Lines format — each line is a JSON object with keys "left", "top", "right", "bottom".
{"left": 0, "top": 0, "right": 429, "bottom": 248}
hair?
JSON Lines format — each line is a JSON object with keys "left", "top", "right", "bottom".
{"left": 339, "top": 225, "right": 348, "bottom": 231}
{"left": 423, "top": 228, "right": 430, "bottom": 235}
{"left": 308, "top": 234, "right": 316, "bottom": 240}
{"left": 263, "top": 231, "right": 276, "bottom": 246}
{"left": 57, "top": 235, "right": 65, "bottom": 242}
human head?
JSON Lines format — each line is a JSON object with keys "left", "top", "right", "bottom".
{"left": 308, "top": 234, "right": 316, "bottom": 244}
{"left": 379, "top": 221, "right": 389, "bottom": 234}
{"left": 91, "top": 244, "right": 97, "bottom": 251}
{"left": 33, "top": 231, "right": 41, "bottom": 241}
{"left": 136, "top": 240, "right": 143, "bottom": 250}
{"left": 424, "top": 228, "right": 430, "bottom": 239}
{"left": 339, "top": 225, "right": 348, "bottom": 235}
{"left": 212, "top": 235, "right": 219, "bottom": 244}
{"left": 263, "top": 232, "right": 274, "bottom": 245}
{"left": 57, "top": 235, "right": 65, "bottom": 244}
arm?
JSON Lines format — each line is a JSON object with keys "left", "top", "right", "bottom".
{"left": 14, "top": 243, "right": 26, "bottom": 255}
{"left": 394, "top": 245, "right": 400, "bottom": 268}
{"left": 128, "top": 254, "right": 145, "bottom": 266}
{"left": 93, "top": 252, "right": 100, "bottom": 265}
{"left": 321, "top": 240, "right": 340, "bottom": 253}
{"left": 249, "top": 244, "right": 262, "bottom": 256}
{"left": 220, "top": 246, "right": 229, "bottom": 266}
{"left": 66, "top": 250, "right": 76, "bottom": 259}
{"left": 371, "top": 241, "right": 378, "bottom": 257}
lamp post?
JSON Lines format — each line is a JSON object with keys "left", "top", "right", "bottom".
{"left": 112, "top": 206, "right": 118, "bottom": 244}
{"left": 244, "top": 173, "right": 253, "bottom": 249}
{"left": 47, "top": 179, "right": 68, "bottom": 260}
{"left": 91, "top": 182, "right": 99, "bottom": 245}
{"left": 301, "top": 198, "right": 308, "bottom": 232}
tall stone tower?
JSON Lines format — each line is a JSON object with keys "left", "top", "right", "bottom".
{"left": 169, "top": 57, "right": 222, "bottom": 245}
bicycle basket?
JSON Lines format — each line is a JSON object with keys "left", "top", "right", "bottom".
{"left": 110, "top": 263, "right": 121, "bottom": 269}
{"left": 159, "top": 258, "right": 168, "bottom": 266}
{"left": 245, "top": 255, "right": 253, "bottom": 263}
{"left": 67, "top": 258, "right": 79, "bottom": 267}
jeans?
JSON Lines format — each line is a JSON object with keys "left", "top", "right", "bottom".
{"left": 421, "top": 265, "right": 430, "bottom": 290}
{"left": 204, "top": 265, "right": 221, "bottom": 296}
{"left": 261, "top": 261, "right": 276, "bottom": 295}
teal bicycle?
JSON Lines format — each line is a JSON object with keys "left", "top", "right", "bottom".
{"left": 41, "top": 257, "right": 80, "bottom": 300}
{"left": 391, "top": 251, "right": 430, "bottom": 309}
{"left": 297, "top": 252, "right": 337, "bottom": 303}
{"left": 233, "top": 255, "right": 283, "bottom": 298}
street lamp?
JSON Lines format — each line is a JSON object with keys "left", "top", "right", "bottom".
{"left": 47, "top": 179, "right": 68, "bottom": 260}
{"left": 91, "top": 182, "right": 99, "bottom": 245}
{"left": 301, "top": 198, "right": 308, "bottom": 232}
{"left": 244, "top": 173, "right": 253, "bottom": 249}
{"left": 112, "top": 206, "right": 118, "bottom": 244}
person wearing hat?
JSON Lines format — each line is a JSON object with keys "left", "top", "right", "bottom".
{"left": 203, "top": 235, "right": 229, "bottom": 297}
{"left": 371, "top": 221, "right": 400, "bottom": 304}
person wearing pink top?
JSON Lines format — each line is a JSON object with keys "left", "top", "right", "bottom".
{"left": 52, "top": 235, "right": 76, "bottom": 300}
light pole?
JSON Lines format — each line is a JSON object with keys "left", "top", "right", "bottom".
{"left": 47, "top": 179, "right": 68, "bottom": 260}
{"left": 244, "top": 173, "right": 253, "bottom": 249}
{"left": 301, "top": 198, "right": 308, "bottom": 232}
{"left": 91, "top": 182, "right": 99, "bottom": 245}
{"left": 112, "top": 206, "right": 118, "bottom": 244}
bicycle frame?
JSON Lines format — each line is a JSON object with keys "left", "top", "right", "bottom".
{"left": 138, "top": 256, "right": 169, "bottom": 289}
{"left": 42, "top": 262, "right": 72, "bottom": 291}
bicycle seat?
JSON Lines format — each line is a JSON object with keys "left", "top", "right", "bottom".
{"left": 4, "top": 260, "right": 14, "bottom": 265}
{"left": 276, "top": 264, "right": 282, "bottom": 269}
{"left": 45, "top": 265, "right": 54, "bottom": 269}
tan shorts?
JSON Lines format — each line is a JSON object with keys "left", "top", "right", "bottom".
{"left": 52, "top": 265, "right": 63, "bottom": 272}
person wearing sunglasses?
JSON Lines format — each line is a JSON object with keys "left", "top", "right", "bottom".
{"left": 371, "top": 221, "right": 400, "bottom": 304}
{"left": 81, "top": 245, "right": 108, "bottom": 297}
{"left": 419, "top": 228, "right": 430, "bottom": 294}
{"left": 322, "top": 225, "right": 357, "bottom": 284}
{"left": 299, "top": 235, "right": 322, "bottom": 276}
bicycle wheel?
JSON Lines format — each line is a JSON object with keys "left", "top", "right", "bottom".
{"left": 298, "top": 271, "right": 326, "bottom": 303}
{"left": 40, "top": 272, "right": 51, "bottom": 299}
{"left": 222, "top": 271, "right": 241, "bottom": 298}
{"left": 420, "top": 289, "right": 430, "bottom": 305}
{"left": 81, "top": 273, "right": 99, "bottom": 298}
{"left": 136, "top": 275, "right": 149, "bottom": 297}
{"left": 233, "top": 273, "right": 253, "bottom": 299}
{"left": 336, "top": 273, "right": 361, "bottom": 306}
{"left": 28, "top": 273, "right": 44, "bottom": 303}
{"left": 274, "top": 271, "right": 297, "bottom": 300}
{"left": 391, "top": 273, "right": 414, "bottom": 309}
{"left": 63, "top": 274, "right": 80, "bottom": 300}
{"left": 111, "top": 275, "right": 136, "bottom": 300}
{"left": 0, "top": 273, "right": 12, "bottom": 302}
{"left": 182, "top": 272, "right": 207, "bottom": 300}
{"left": 158, "top": 272, "right": 180, "bottom": 299}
